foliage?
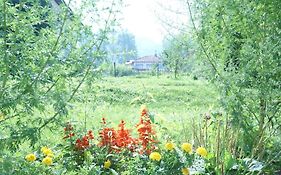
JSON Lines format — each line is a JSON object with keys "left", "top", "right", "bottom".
{"left": 1, "top": 106, "right": 211, "bottom": 175}
{"left": 180, "top": 0, "right": 281, "bottom": 173}
{"left": 105, "top": 63, "right": 137, "bottom": 77}
{"left": 0, "top": 0, "right": 122, "bottom": 150}
{"left": 104, "top": 29, "right": 138, "bottom": 64}
{"left": 162, "top": 34, "right": 193, "bottom": 78}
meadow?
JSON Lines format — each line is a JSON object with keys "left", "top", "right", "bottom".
{"left": 37, "top": 74, "right": 219, "bottom": 145}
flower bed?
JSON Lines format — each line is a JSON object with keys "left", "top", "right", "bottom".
{"left": 23, "top": 105, "right": 208, "bottom": 174}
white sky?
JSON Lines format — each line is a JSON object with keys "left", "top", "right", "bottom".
{"left": 121, "top": 0, "right": 189, "bottom": 56}
{"left": 121, "top": 0, "right": 164, "bottom": 44}
{"left": 69, "top": 0, "right": 189, "bottom": 56}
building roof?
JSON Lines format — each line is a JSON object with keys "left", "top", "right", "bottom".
{"left": 134, "top": 55, "right": 161, "bottom": 63}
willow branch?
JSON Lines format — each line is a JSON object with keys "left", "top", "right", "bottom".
{"left": 38, "top": 0, "right": 116, "bottom": 130}
{"left": 186, "top": 0, "right": 220, "bottom": 77}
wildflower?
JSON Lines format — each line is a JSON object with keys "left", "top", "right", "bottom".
{"left": 101, "top": 117, "right": 107, "bottom": 124}
{"left": 149, "top": 152, "right": 161, "bottom": 161}
{"left": 116, "top": 120, "right": 135, "bottom": 149}
{"left": 42, "top": 156, "right": 52, "bottom": 166}
{"left": 165, "top": 142, "right": 175, "bottom": 151}
{"left": 41, "top": 147, "right": 53, "bottom": 156}
{"left": 196, "top": 147, "right": 208, "bottom": 157}
{"left": 136, "top": 106, "right": 157, "bottom": 154}
{"left": 25, "top": 153, "right": 36, "bottom": 162}
{"left": 63, "top": 123, "right": 75, "bottom": 139}
{"left": 75, "top": 136, "right": 90, "bottom": 150}
{"left": 88, "top": 130, "right": 94, "bottom": 139}
{"left": 64, "top": 122, "right": 73, "bottom": 131}
{"left": 181, "top": 143, "right": 192, "bottom": 153}
{"left": 181, "top": 167, "right": 190, "bottom": 175}
{"left": 104, "top": 159, "right": 111, "bottom": 169}
{"left": 140, "top": 104, "right": 148, "bottom": 116}
{"left": 63, "top": 132, "right": 75, "bottom": 139}
{"left": 99, "top": 126, "right": 117, "bottom": 148}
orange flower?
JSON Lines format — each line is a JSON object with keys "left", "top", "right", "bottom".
{"left": 99, "top": 122, "right": 117, "bottom": 149}
{"left": 136, "top": 106, "right": 157, "bottom": 154}
{"left": 116, "top": 120, "right": 135, "bottom": 150}
{"left": 75, "top": 131, "right": 94, "bottom": 150}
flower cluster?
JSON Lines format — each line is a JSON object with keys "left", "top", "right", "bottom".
{"left": 63, "top": 122, "right": 75, "bottom": 139}
{"left": 116, "top": 120, "right": 136, "bottom": 149}
{"left": 98, "top": 105, "right": 158, "bottom": 154}
{"left": 75, "top": 130, "right": 94, "bottom": 150}
{"left": 25, "top": 146, "right": 54, "bottom": 166}
{"left": 99, "top": 118, "right": 118, "bottom": 148}
{"left": 136, "top": 105, "right": 157, "bottom": 154}
{"left": 149, "top": 142, "right": 208, "bottom": 175}
{"left": 41, "top": 147, "right": 54, "bottom": 166}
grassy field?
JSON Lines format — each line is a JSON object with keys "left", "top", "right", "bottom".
{"left": 54, "top": 74, "right": 221, "bottom": 143}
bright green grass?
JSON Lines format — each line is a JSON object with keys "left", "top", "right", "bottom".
{"left": 16, "top": 74, "right": 220, "bottom": 152}
{"left": 59, "top": 75, "right": 220, "bottom": 142}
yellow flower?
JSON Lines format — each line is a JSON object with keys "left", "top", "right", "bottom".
{"left": 47, "top": 153, "right": 54, "bottom": 157}
{"left": 149, "top": 152, "right": 161, "bottom": 161}
{"left": 196, "top": 146, "right": 208, "bottom": 157}
{"left": 165, "top": 142, "right": 175, "bottom": 151}
{"left": 104, "top": 160, "right": 111, "bottom": 169}
{"left": 25, "top": 153, "right": 36, "bottom": 162}
{"left": 42, "top": 156, "right": 53, "bottom": 166}
{"left": 181, "top": 167, "right": 190, "bottom": 175}
{"left": 181, "top": 143, "right": 192, "bottom": 153}
{"left": 41, "top": 147, "right": 53, "bottom": 156}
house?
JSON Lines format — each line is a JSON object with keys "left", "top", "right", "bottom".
{"left": 131, "top": 55, "right": 163, "bottom": 71}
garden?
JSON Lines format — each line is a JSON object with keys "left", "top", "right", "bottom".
{"left": 0, "top": 0, "right": 280, "bottom": 174}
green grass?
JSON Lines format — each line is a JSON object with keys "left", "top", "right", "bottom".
{"left": 58, "top": 74, "right": 220, "bottom": 142}
{"left": 5, "top": 74, "right": 220, "bottom": 161}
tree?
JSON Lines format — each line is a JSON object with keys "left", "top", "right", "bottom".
{"left": 187, "top": 0, "right": 281, "bottom": 170}
{"left": 0, "top": 0, "right": 122, "bottom": 150}
{"left": 162, "top": 34, "right": 191, "bottom": 78}
{"left": 105, "top": 30, "right": 138, "bottom": 64}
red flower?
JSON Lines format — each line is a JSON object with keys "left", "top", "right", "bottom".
{"left": 116, "top": 120, "right": 136, "bottom": 150}
{"left": 99, "top": 127, "right": 117, "bottom": 148}
{"left": 88, "top": 130, "right": 94, "bottom": 139}
{"left": 73, "top": 130, "right": 94, "bottom": 150}
{"left": 64, "top": 122, "right": 74, "bottom": 131}
{"left": 63, "top": 122, "right": 75, "bottom": 139}
{"left": 136, "top": 106, "right": 157, "bottom": 154}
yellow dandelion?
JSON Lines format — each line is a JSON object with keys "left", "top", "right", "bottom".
{"left": 181, "top": 143, "right": 192, "bottom": 153}
{"left": 104, "top": 160, "right": 111, "bottom": 169}
{"left": 25, "top": 153, "right": 36, "bottom": 162}
{"left": 165, "top": 142, "right": 175, "bottom": 151}
{"left": 196, "top": 146, "right": 208, "bottom": 157}
{"left": 149, "top": 152, "right": 161, "bottom": 161}
{"left": 181, "top": 167, "right": 190, "bottom": 175}
{"left": 41, "top": 146, "right": 53, "bottom": 156}
{"left": 42, "top": 156, "right": 52, "bottom": 166}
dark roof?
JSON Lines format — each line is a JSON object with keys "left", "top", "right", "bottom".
{"left": 134, "top": 55, "right": 161, "bottom": 63}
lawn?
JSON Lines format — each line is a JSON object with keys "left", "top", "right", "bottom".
{"left": 64, "top": 74, "right": 219, "bottom": 142}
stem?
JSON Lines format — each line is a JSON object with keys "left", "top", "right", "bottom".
{"left": 186, "top": 0, "right": 220, "bottom": 77}
{"left": 11, "top": 0, "right": 72, "bottom": 105}
{"left": 30, "top": 0, "right": 72, "bottom": 88}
